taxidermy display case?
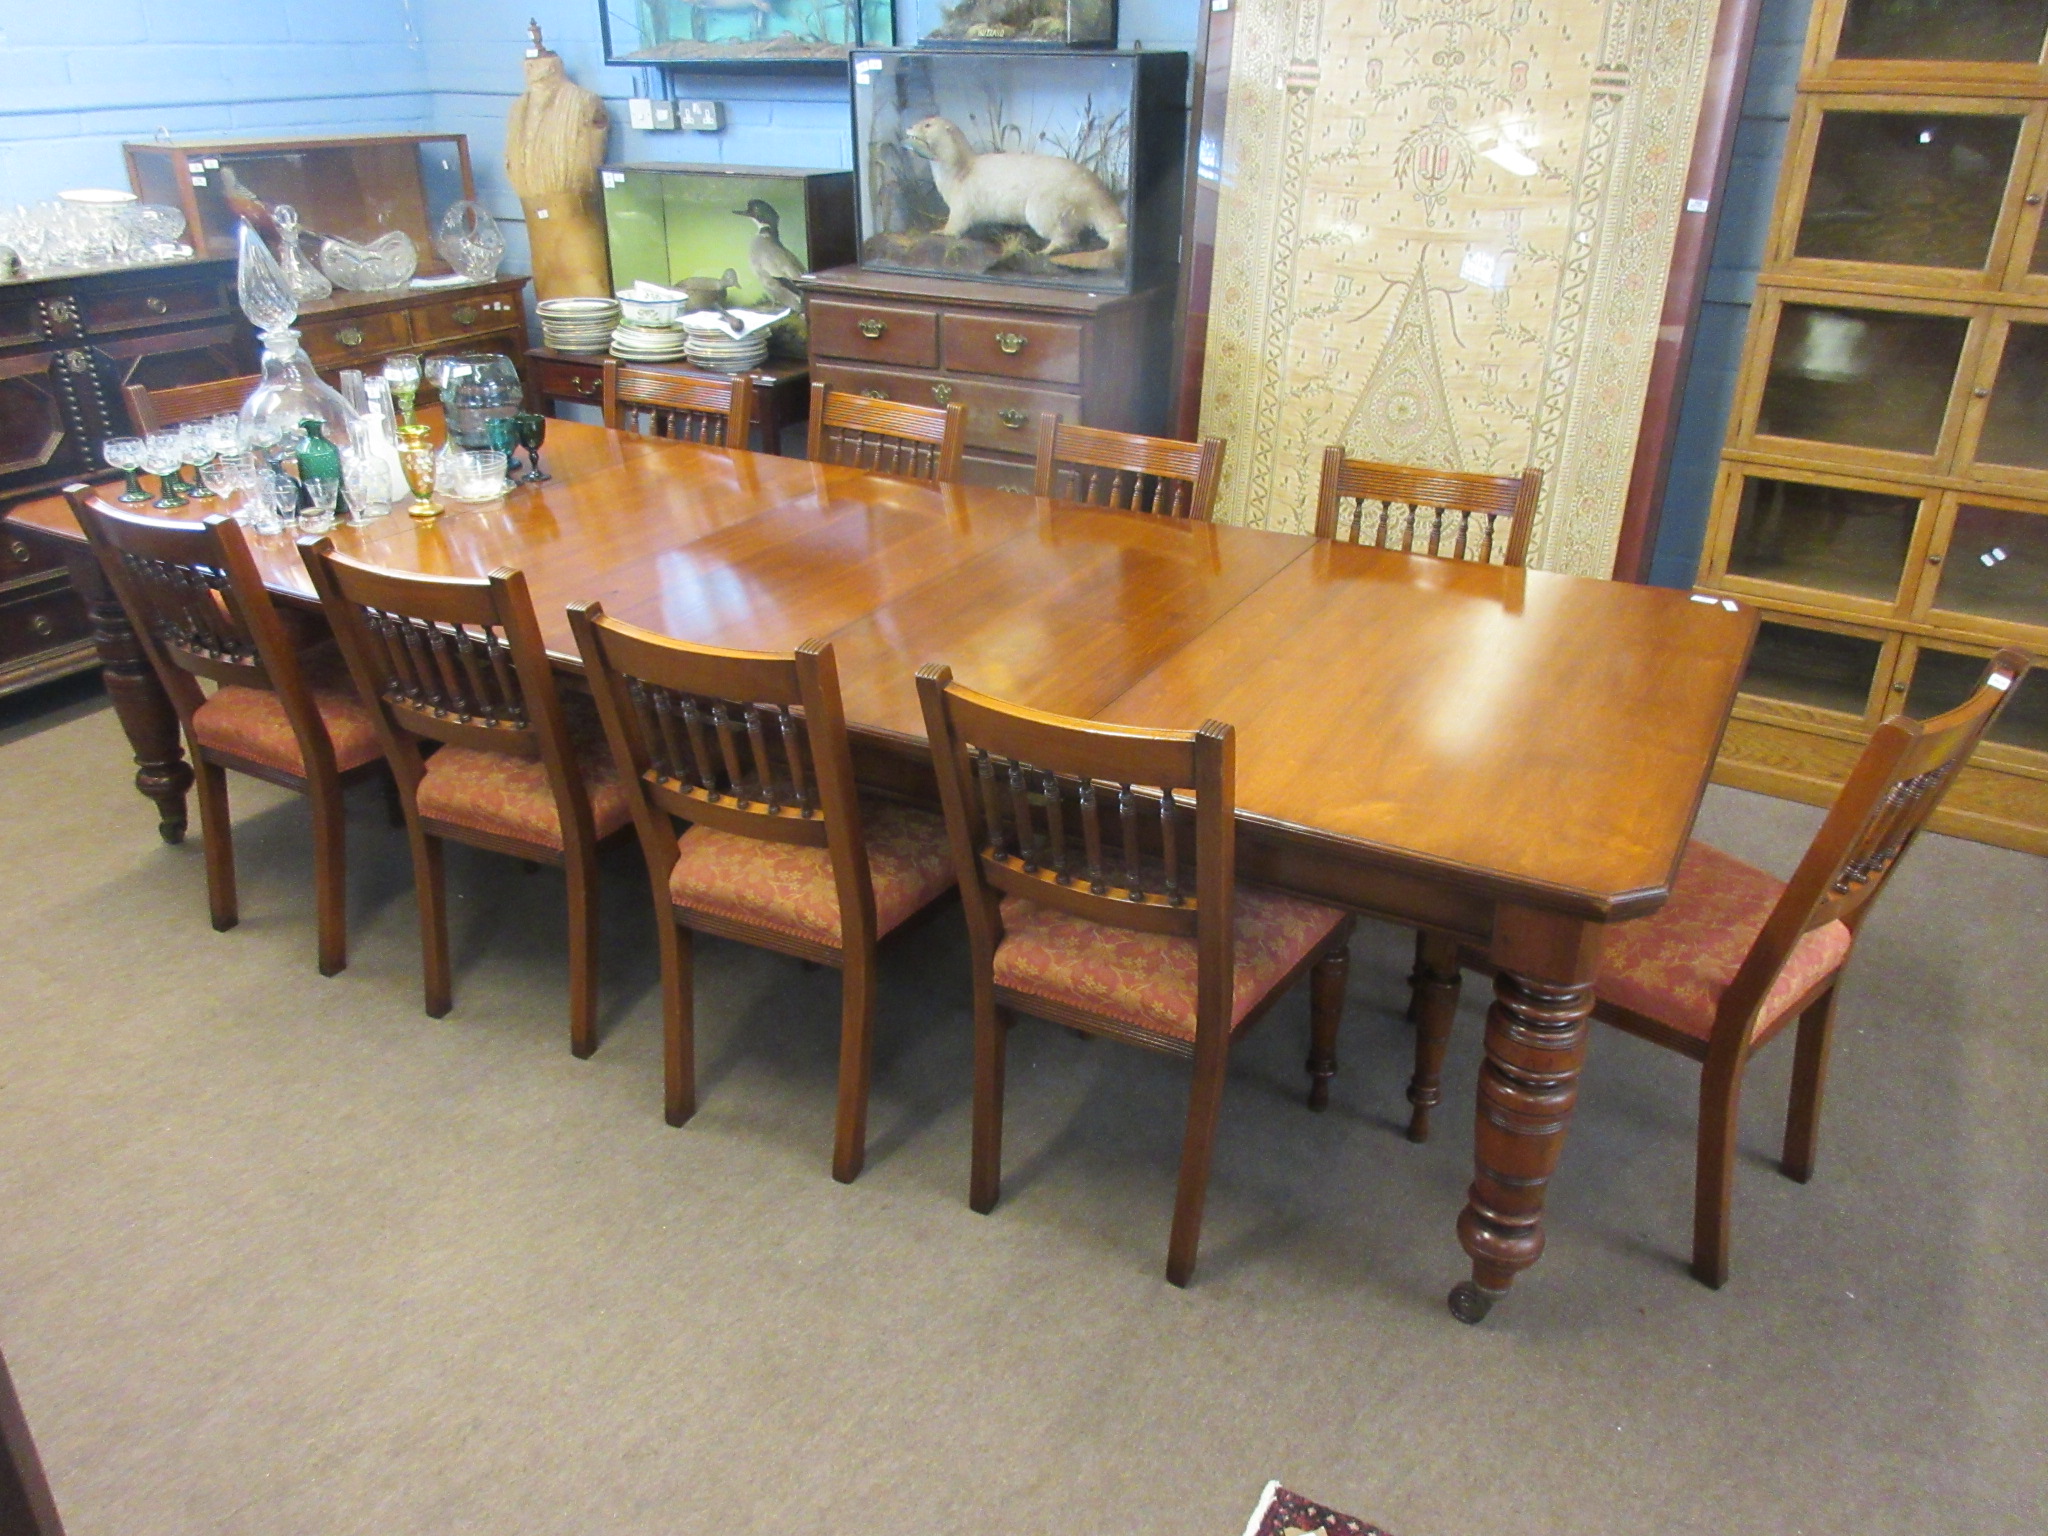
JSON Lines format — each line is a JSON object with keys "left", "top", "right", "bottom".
{"left": 599, "top": 0, "right": 896, "bottom": 68}
{"left": 850, "top": 48, "right": 1187, "bottom": 293}
{"left": 913, "top": 0, "right": 1115, "bottom": 49}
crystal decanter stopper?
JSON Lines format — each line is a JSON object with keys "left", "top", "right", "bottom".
{"left": 273, "top": 205, "right": 333, "bottom": 302}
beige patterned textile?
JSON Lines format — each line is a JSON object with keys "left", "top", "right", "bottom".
{"left": 1198, "top": 0, "right": 1722, "bottom": 574}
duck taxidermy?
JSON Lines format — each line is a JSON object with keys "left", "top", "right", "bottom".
{"left": 903, "top": 116, "right": 1126, "bottom": 270}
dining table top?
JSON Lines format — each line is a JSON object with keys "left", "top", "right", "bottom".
{"left": 12, "top": 417, "right": 1758, "bottom": 924}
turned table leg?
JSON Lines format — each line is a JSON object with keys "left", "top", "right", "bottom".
{"left": 1450, "top": 907, "right": 1604, "bottom": 1324}
{"left": 63, "top": 544, "right": 191, "bottom": 843}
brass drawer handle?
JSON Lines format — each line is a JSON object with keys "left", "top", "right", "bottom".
{"left": 857, "top": 318, "right": 886, "bottom": 339}
{"left": 6, "top": 539, "right": 29, "bottom": 564}
{"left": 997, "top": 408, "right": 1026, "bottom": 429}
{"left": 995, "top": 331, "right": 1026, "bottom": 355}
{"left": 30, "top": 614, "right": 54, "bottom": 639}
{"left": 931, "top": 382, "right": 954, "bottom": 404}
{"left": 145, "top": 296, "right": 169, "bottom": 315}
{"left": 453, "top": 305, "right": 479, "bottom": 326}
{"left": 336, "top": 325, "right": 365, "bottom": 348}
{"left": 861, "top": 388, "right": 889, "bottom": 400}
{"left": 576, "top": 377, "right": 598, "bottom": 395}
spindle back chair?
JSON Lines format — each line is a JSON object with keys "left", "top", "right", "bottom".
{"left": 67, "top": 488, "right": 383, "bottom": 975}
{"left": 601, "top": 361, "right": 756, "bottom": 448}
{"left": 124, "top": 375, "right": 260, "bottom": 433}
{"left": 917, "top": 665, "right": 1354, "bottom": 1286}
{"left": 301, "top": 541, "right": 627, "bottom": 1056}
{"left": 1314, "top": 449, "right": 1540, "bottom": 567}
{"left": 806, "top": 380, "right": 964, "bottom": 482}
{"left": 1032, "top": 415, "right": 1225, "bottom": 521}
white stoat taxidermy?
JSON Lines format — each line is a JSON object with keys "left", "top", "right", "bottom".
{"left": 903, "top": 115, "right": 1127, "bottom": 270}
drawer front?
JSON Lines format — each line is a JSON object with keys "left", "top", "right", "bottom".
{"left": 958, "top": 450, "right": 1036, "bottom": 496}
{"left": 940, "top": 312, "right": 1083, "bottom": 385}
{"left": 0, "top": 295, "right": 43, "bottom": 349}
{"left": 0, "top": 581, "right": 91, "bottom": 662}
{"left": 300, "top": 311, "right": 411, "bottom": 368}
{"left": 0, "top": 523, "right": 69, "bottom": 591}
{"left": 78, "top": 279, "right": 231, "bottom": 335}
{"left": 533, "top": 355, "right": 604, "bottom": 407}
{"left": 810, "top": 300, "right": 938, "bottom": 369}
{"left": 410, "top": 293, "right": 524, "bottom": 348}
{"left": 814, "top": 362, "right": 1079, "bottom": 456}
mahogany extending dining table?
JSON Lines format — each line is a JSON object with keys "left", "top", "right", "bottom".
{"left": 8, "top": 417, "right": 1758, "bottom": 1321}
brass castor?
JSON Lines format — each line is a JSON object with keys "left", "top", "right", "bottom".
{"left": 1448, "top": 1279, "right": 1503, "bottom": 1324}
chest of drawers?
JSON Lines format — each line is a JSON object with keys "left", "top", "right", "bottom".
{"left": 796, "top": 267, "right": 1174, "bottom": 493}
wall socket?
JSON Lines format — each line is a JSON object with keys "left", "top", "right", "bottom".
{"left": 627, "top": 98, "right": 724, "bottom": 132}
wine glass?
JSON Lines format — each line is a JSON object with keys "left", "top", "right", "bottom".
{"left": 483, "top": 414, "right": 518, "bottom": 485}
{"left": 397, "top": 425, "right": 439, "bottom": 519}
{"left": 178, "top": 421, "right": 217, "bottom": 499}
{"left": 514, "top": 412, "right": 549, "bottom": 484}
{"left": 300, "top": 476, "right": 340, "bottom": 534}
{"left": 102, "top": 437, "right": 150, "bottom": 503}
{"left": 384, "top": 354, "right": 423, "bottom": 425}
{"left": 139, "top": 433, "right": 187, "bottom": 509}
{"left": 340, "top": 444, "right": 390, "bottom": 523}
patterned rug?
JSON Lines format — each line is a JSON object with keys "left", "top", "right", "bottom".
{"left": 1242, "top": 1480, "right": 1392, "bottom": 1535}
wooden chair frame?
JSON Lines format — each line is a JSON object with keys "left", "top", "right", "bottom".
{"left": 917, "top": 664, "right": 1354, "bottom": 1286}
{"left": 600, "top": 360, "right": 756, "bottom": 449}
{"left": 806, "top": 380, "right": 964, "bottom": 483}
{"left": 300, "top": 539, "right": 623, "bottom": 1057}
{"left": 1031, "top": 414, "right": 1226, "bottom": 521}
{"left": 1313, "top": 448, "right": 1541, "bottom": 567}
{"left": 67, "top": 487, "right": 381, "bottom": 975}
{"left": 1405, "top": 649, "right": 2031, "bottom": 1287}
{"left": 123, "top": 375, "right": 261, "bottom": 434}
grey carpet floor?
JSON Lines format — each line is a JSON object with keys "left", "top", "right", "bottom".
{"left": 1, "top": 680, "right": 2043, "bottom": 1536}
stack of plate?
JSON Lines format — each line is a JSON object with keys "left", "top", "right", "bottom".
{"left": 537, "top": 297, "right": 619, "bottom": 353}
{"left": 683, "top": 330, "right": 771, "bottom": 373}
{"left": 610, "top": 321, "right": 688, "bottom": 362}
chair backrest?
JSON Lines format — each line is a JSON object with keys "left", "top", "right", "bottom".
{"left": 569, "top": 602, "right": 877, "bottom": 944}
{"left": 66, "top": 486, "right": 334, "bottom": 760}
{"left": 300, "top": 539, "right": 597, "bottom": 841}
{"left": 917, "top": 664, "right": 1237, "bottom": 1035}
{"left": 124, "top": 375, "right": 260, "bottom": 434}
{"left": 1716, "top": 648, "right": 2031, "bottom": 1047}
{"left": 602, "top": 360, "right": 756, "bottom": 448}
{"left": 1313, "top": 448, "right": 1540, "bottom": 567}
{"left": 806, "top": 380, "right": 964, "bottom": 483}
{"left": 1032, "top": 415, "right": 1226, "bottom": 521}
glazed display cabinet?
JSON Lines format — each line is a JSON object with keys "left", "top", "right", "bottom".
{"left": 1699, "top": 0, "right": 2048, "bottom": 853}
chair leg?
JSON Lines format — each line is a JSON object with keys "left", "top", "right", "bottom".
{"left": 832, "top": 948, "right": 878, "bottom": 1184}
{"left": 565, "top": 855, "right": 599, "bottom": 1059}
{"left": 1782, "top": 982, "right": 1842, "bottom": 1184}
{"left": 1305, "top": 940, "right": 1349, "bottom": 1110}
{"left": 1167, "top": 1030, "right": 1232, "bottom": 1288}
{"left": 968, "top": 996, "right": 1012, "bottom": 1215}
{"left": 410, "top": 826, "right": 451, "bottom": 1019}
{"left": 310, "top": 782, "right": 347, "bottom": 977}
{"left": 663, "top": 920, "right": 696, "bottom": 1127}
{"left": 380, "top": 772, "right": 405, "bottom": 829}
{"left": 1692, "top": 1054, "right": 1747, "bottom": 1289}
{"left": 195, "top": 759, "right": 237, "bottom": 933}
{"left": 1405, "top": 930, "right": 1462, "bottom": 1142}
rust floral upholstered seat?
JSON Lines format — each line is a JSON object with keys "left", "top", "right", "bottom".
{"left": 569, "top": 603, "right": 959, "bottom": 1183}
{"left": 1596, "top": 842, "right": 1852, "bottom": 1046}
{"left": 414, "top": 697, "right": 631, "bottom": 851}
{"left": 1401, "top": 649, "right": 2029, "bottom": 1289}
{"left": 667, "top": 800, "right": 953, "bottom": 948}
{"left": 188, "top": 645, "right": 383, "bottom": 778}
{"left": 994, "top": 888, "right": 1348, "bottom": 1046}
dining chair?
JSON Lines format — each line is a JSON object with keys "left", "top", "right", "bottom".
{"left": 1313, "top": 449, "right": 1545, "bottom": 1141}
{"left": 569, "top": 604, "right": 956, "bottom": 1178}
{"left": 1032, "top": 414, "right": 1226, "bottom": 521}
{"left": 1404, "top": 649, "right": 2030, "bottom": 1287}
{"left": 916, "top": 665, "right": 1356, "bottom": 1286}
{"left": 1313, "top": 449, "right": 1540, "bottom": 567}
{"left": 300, "top": 540, "right": 633, "bottom": 1056}
{"left": 806, "top": 380, "right": 965, "bottom": 482}
{"left": 600, "top": 360, "right": 756, "bottom": 448}
{"left": 67, "top": 489, "right": 385, "bottom": 975}
{"left": 124, "top": 375, "right": 261, "bottom": 433}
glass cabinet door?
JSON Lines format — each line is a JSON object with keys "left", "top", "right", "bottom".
{"left": 1959, "top": 314, "right": 2048, "bottom": 481}
{"left": 1785, "top": 101, "right": 2029, "bottom": 280}
{"left": 1899, "top": 642, "right": 2048, "bottom": 752}
{"left": 1918, "top": 494, "right": 2048, "bottom": 635}
{"left": 1749, "top": 298, "right": 1972, "bottom": 463}
{"left": 1831, "top": 0, "right": 2048, "bottom": 64}
{"left": 1717, "top": 469, "right": 1923, "bottom": 607}
{"left": 1739, "top": 615, "right": 1890, "bottom": 720}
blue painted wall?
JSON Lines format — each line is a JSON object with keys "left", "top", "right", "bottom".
{"left": 1650, "top": 0, "right": 1815, "bottom": 587}
{"left": 0, "top": 3, "right": 433, "bottom": 203}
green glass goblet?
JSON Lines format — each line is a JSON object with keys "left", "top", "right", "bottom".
{"left": 514, "top": 411, "right": 548, "bottom": 483}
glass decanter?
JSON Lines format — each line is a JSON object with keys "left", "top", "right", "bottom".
{"left": 235, "top": 221, "right": 358, "bottom": 458}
